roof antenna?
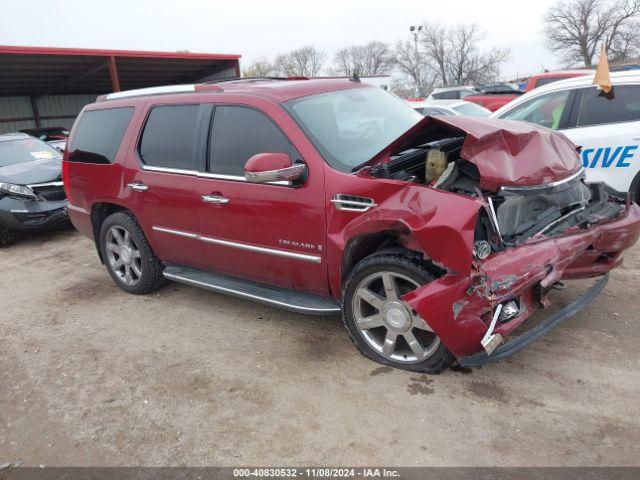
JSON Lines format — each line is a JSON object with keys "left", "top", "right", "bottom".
{"left": 350, "top": 72, "right": 361, "bottom": 83}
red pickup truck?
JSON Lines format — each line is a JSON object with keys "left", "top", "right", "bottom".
{"left": 465, "top": 70, "right": 589, "bottom": 111}
{"left": 63, "top": 77, "right": 639, "bottom": 373}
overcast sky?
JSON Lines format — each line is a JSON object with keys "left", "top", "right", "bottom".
{"left": 1, "top": 0, "right": 561, "bottom": 79}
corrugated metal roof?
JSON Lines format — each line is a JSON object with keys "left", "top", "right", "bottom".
{"left": 0, "top": 45, "right": 241, "bottom": 95}
{"left": 37, "top": 94, "right": 97, "bottom": 116}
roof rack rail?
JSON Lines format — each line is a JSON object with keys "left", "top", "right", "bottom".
{"left": 99, "top": 84, "right": 198, "bottom": 101}
{"left": 203, "top": 76, "right": 309, "bottom": 84}
{"left": 97, "top": 76, "right": 312, "bottom": 102}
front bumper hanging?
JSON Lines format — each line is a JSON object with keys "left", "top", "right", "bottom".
{"left": 458, "top": 274, "right": 609, "bottom": 367}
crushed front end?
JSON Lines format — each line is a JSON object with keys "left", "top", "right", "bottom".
{"left": 366, "top": 116, "right": 640, "bottom": 363}
{"left": 404, "top": 190, "right": 640, "bottom": 362}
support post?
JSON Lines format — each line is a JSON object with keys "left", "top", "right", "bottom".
{"left": 30, "top": 95, "right": 41, "bottom": 127}
{"left": 108, "top": 56, "right": 121, "bottom": 92}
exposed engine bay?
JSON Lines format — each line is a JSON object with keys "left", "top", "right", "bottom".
{"left": 369, "top": 127, "right": 624, "bottom": 251}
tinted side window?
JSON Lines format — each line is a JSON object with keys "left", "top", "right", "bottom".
{"left": 209, "top": 106, "right": 291, "bottom": 176}
{"left": 139, "top": 105, "right": 199, "bottom": 169}
{"left": 68, "top": 107, "right": 133, "bottom": 164}
{"left": 431, "top": 92, "right": 444, "bottom": 99}
{"left": 440, "top": 91, "right": 458, "bottom": 99}
{"left": 575, "top": 85, "right": 640, "bottom": 127}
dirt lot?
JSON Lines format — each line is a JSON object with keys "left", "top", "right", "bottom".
{"left": 1, "top": 226, "right": 639, "bottom": 467}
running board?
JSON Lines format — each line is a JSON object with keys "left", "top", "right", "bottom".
{"left": 163, "top": 264, "right": 341, "bottom": 315}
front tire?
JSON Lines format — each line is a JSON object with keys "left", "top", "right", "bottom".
{"left": 99, "top": 211, "right": 165, "bottom": 294}
{"left": 342, "top": 251, "right": 454, "bottom": 373}
{"left": 0, "top": 224, "right": 15, "bottom": 248}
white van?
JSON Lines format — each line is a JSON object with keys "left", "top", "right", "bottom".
{"left": 491, "top": 71, "right": 640, "bottom": 199}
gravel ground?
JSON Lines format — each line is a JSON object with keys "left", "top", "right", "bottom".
{"left": 1, "top": 226, "right": 639, "bottom": 467}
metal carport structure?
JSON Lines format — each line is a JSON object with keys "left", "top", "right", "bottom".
{"left": 0, "top": 45, "right": 241, "bottom": 133}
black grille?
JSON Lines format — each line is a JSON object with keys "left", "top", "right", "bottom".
{"left": 32, "top": 184, "right": 67, "bottom": 202}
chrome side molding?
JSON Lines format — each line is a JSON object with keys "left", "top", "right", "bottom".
{"left": 152, "top": 226, "right": 321, "bottom": 264}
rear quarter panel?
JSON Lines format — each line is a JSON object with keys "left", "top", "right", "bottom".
{"left": 64, "top": 98, "right": 144, "bottom": 239}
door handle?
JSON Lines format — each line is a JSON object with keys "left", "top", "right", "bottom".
{"left": 201, "top": 195, "right": 229, "bottom": 204}
{"left": 127, "top": 182, "right": 148, "bottom": 192}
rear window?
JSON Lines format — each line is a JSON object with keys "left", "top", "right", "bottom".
{"left": 575, "top": 85, "right": 640, "bottom": 127}
{"left": 0, "top": 137, "right": 61, "bottom": 167}
{"left": 139, "top": 105, "right": 199, "bottom": 170}
{"left": 68, "top": 107, "right": 133, "bottom": 164}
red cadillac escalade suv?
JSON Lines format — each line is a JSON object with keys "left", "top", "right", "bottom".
{"left": 63, "top": 77, "right": 640, "bottom": 373}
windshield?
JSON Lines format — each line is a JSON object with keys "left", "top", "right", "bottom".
{"left": 0, "top": 138, "right": 61, "bottom": 167}
{"left": 452, "top": 102, "right": 490, "bottom": 117}
{"left": 285, "top": 87, "right": 423, "bottom": 172}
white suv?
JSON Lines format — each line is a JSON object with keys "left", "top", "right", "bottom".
{"left": 492, "top": 71, "right": 640, "bottom": 199}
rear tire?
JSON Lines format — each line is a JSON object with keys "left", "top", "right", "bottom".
{"left": 0, "top": 224, "right": 15, "bottom": 248}
{"left": 342, "top": 251, "right": 455, "bottom": 374}
{"left": 99, "top": 211, "right": 165, "bottom": 294}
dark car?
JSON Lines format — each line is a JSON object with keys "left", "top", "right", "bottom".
{"left": 64, "top": 79, "right": 640, "bottom": 373}
{"left": 0, "top": 133, "right": 68, "bottom": 246}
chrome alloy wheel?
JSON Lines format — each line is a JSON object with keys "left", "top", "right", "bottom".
{"left": 105, "top": 226, "right": 142, "bottom": 286}
{"left": 352, "top": 271, "right": 440, "bottom": 364}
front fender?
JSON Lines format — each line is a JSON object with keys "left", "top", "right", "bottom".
{"left": 327, "top": 182, "right": 482, "bottom": 296}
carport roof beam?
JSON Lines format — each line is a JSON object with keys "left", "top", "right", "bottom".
{"left": 0, "top": 45, "right": 242, "bottom": 96}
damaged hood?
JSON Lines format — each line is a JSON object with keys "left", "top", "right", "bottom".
{"left": 366, "top": 115, "right": 581, "bottom": 192}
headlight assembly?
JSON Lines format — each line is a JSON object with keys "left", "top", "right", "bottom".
{"left": 0, "top": 182, "right": 37, "bottom": 199}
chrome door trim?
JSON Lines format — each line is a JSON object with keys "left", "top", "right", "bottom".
{"left": 198, "top": 171, "right": 246, "bottom": 181}
{"left": 141, "top": 165, "right": 198, "bottom": 176}
{"left": 140, "top": 165, "right": 290, "bottom": 186}
{"left": 152, "top": 226, "right": 198, "bottom": 239}
{"left": 198, "top": 171, "right": 290, "bottom": 186}
{"left": 152, "top": 225, "right": 321, "bottom": 264}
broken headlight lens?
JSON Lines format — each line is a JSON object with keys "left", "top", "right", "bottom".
{"left": 0, "top": 182, "right": 37, "bottom": 199}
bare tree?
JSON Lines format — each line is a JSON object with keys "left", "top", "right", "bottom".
{"left": 334, "top": 46, "right": 368, "bottom": 76}
{"left": 393, "top": 39, "right": 432, "bottom": 95}
{"left": 419, "top": 22, "right": 510, "bottom": 87}
{"left": 274, "top": 46, "right": 327, "bottom": 77}
{"left": 242, "top": 57, "right": 275, "bottom": 77}
{"left": 544, "top": 0, "right": 640, "bottom": 67}
{"left": 364, "top": 41, "right": 394, "bottom": 74}
{"left": 420, "top": 23, "right": 449, "bottom": 85}
{"left": 334, "top": 41, "right": 393, "bottom": 76}
{"left": 609, "top": 21, "right": 640, "bottom": 61}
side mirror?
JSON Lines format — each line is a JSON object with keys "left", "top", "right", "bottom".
{"left": 244, "top": 152, "right": 306, "bottom": 184}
